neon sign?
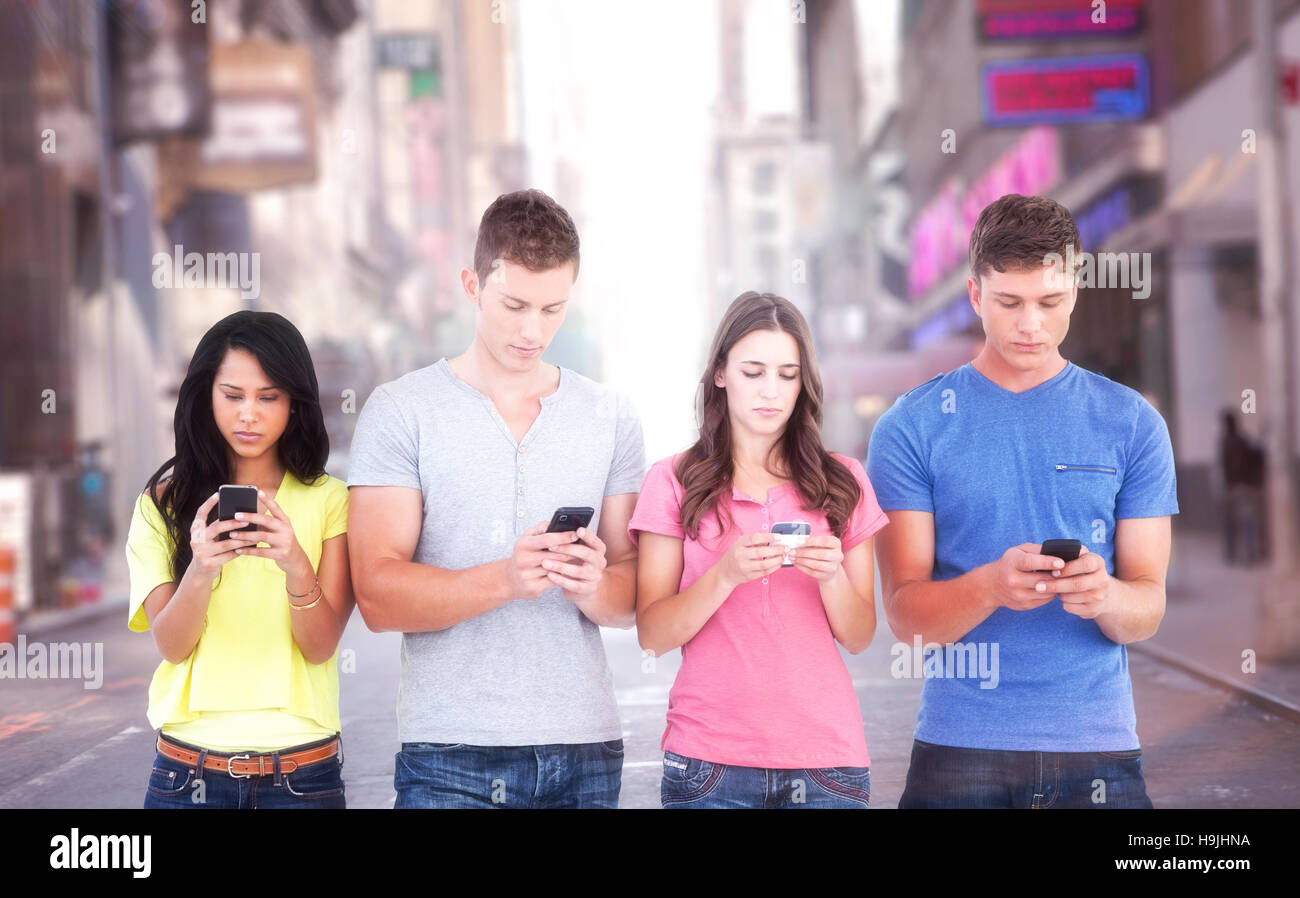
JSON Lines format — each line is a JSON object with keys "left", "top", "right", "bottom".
{"left": 907, "top": 127, "right": 1061, "bottom": 299}
{"left": 982, "top": 54, "right": 1150, "bottom": 126}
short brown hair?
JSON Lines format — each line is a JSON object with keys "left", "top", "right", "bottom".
{"left": 473, "top": 189, "right": 580, "bottom": 286}
{"left": 968, "top": 193, "right": 1082, "bottom": 281}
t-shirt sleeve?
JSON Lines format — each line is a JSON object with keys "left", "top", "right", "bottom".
{"left": 604, "top": 390, "right": 647, "bottom": 496}
{"left": 865, "top": 401, "right": 934, "bottom": 513}
{"left": 838, "top": 456, "right": 890, "bottom": 552}
{"left": 322, "top": 477, "right": 350, "bottom": 540}
{"left": 125, "top": 492, "right": 176, "bottom": 633}
{"left": 627, "top": 458, "right": 685, "bottom": 546}
{"left": 1116, "top": 396, "right": 1180, "bottom": 519}
{"left": 346, "top": 385, "right": 421, "bottom": 490}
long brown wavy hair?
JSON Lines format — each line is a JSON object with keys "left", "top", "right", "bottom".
{"left": 675, "top": 291, "right": 861, "bottom": 542}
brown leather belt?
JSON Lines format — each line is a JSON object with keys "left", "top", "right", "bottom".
{"left": 157, "top": 733, "right": 340, "bottom": 778}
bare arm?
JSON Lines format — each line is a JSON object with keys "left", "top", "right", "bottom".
{"left": 1051, "top": 516, "right": 1170, "bottom": 644}
{"left": 348, "top": 485, "right": 581, "bottom": 633}
{"left": 144, "top": 567, "right": 217, "bottom": 665}
{"left": 634, "top": 531, "right": 781, "bottom": 656}
{"left": 348, "top": 485, "right": 514, "bottom": 633}
{"left": 876, "top": 510, "right": 1067, "bottom": 646}
{"left": 793, "top": 536, "right": 877, "bottom": 654}
{"left": 144, "top": 492, "right": 249, "bottom": 664}
{"left": 284, "top": 534, "right": 355, "bottom": 664}
{"left": 541, "top": 492, "right": 639, "bottom": 628}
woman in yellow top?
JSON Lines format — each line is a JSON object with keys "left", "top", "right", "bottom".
{"left": 125, "top": 310, "right": 354, "bottom": 808}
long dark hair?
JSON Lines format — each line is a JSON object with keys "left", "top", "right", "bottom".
{"left": 143, "top": 311, "right": 329, "bottom": 581}
{"left": 675, "top": 291, "right": 861, "bottom": 542}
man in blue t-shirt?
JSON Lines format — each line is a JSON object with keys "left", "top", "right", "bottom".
{"left": 867, "top": 194, "right": 1178, "bottom": 808}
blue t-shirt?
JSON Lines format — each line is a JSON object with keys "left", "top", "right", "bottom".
{"left": 865, "top": 361, "right": 1178, "bottom": 751}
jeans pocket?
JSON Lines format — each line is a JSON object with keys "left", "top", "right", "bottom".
{"left": 283, "top": 758, "right": 345, "bottom": 799}
{"left": 661, "top": 750, "right": 709, "bottom": 784}
{"left": 598, "top": 739, "right": 624, "bottom": 759}
{"left": 403, "top": 742, "right": 466, "bottom": 751}
{"left": 661, "top": 752, "right": 724, "bottom": 806}
{"left": 146, "top": 754, "right": 192, "bottom": 799}
{"left": 804, "top": 766, "right": 871, "bottom": 806}
{"left": 1098, "top": 749, "right": 1142, "bottom": 760}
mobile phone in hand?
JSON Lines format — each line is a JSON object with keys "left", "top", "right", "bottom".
{"left": 1035, "top": 538, "right": 1082, "bottom": 573}
{"left": 217, "top": 485, "right": 259, "bottom": 540}
{"left": 771, "top": 521, "right": 812, "bottom": 567}
{"left": 546, "top": 506, "right": 594, "bottom": 534}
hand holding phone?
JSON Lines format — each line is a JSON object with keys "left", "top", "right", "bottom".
{"left": 546, "top": 506, "right": 594, "bottom": 533}
{"left": 217, "top": 485, "right": 260, "bottom": 540}
{"left": 770, "top": 521, "right": 811, "bottom": 566}
{"left": 1035, "top": 538, "right": 1082, "bottom": 573}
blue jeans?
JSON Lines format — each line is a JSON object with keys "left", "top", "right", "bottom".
{"left": 393, "top": 740, "right": 624, "bottom": 808}
{"left": 142, "top": 734, "right": 346, "bottom": 809}
{"left": 898, "top": 739, "right": 1153, "bottom": 808}
{"left": 660, "top": 750, "right": 871, "bottom": 808}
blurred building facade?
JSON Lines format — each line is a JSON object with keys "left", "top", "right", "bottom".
{"left": 0, "top": 0, "right": 526, "bottom": 617}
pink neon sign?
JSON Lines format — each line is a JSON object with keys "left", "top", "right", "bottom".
{"left": 907, "top": 127, "right": 1061, "bottom": 298}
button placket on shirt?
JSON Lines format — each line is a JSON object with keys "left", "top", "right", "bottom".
{"left": 738, "top": 494, "right": 771, "bottom": 616}
{"left": 516, "top": 444, "right": 527, "bottom": 521}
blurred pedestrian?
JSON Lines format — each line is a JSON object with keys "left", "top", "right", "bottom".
{"left": 630, "top": 291, "right": 888, "bottom": 809}
{"left": 126, "top": 311, "right": 353, "bottom": 809}
{"left": 1218, "top": 409, "right": 1266, "bottom": 565}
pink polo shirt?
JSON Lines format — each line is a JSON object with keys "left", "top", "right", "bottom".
{"left": 628, "top": 452, "right": 889, "bottom": 769}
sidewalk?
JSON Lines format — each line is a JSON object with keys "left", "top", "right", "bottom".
{"left": 20, "top": 595, "right": 128, "bottom": 637}
{"left": 1152, "top": 528, "right": 1300, "bottom": 710}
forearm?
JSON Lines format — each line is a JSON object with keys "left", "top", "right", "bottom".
{"left": 284, "top": 564, "right": 345, "bottom": 664}
{"left": 637, "top": 564, "right": 735, "bottom": 656}
{"left": 151, "top": 567, "right": 214, "bottom": 664}
{"left": 569, "top": 557, "right": 637, "bottom": 629}
{"left": 1094, "top": 576, "right": 1165, "bottom": 644}
{"left": 818, "top": 566, "right": 876, "bottom": 654}
{"left": 887, "top": 563, "right": 999, "bottom": 646}
{"left": 354, "top": 556, "right": 516, "bottom": 633}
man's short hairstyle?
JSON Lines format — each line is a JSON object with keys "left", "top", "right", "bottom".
{"left": 968, "top": 193, "right": 1083, "bottom": 282}
{"left": 473, "top": 188, "right": 580, "bottom": 288}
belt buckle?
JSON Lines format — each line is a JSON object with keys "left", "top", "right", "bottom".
{"left": 227, "top": 753, "right": 252, "bottom": 779}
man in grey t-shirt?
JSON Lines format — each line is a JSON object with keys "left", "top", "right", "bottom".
{"left": 347, "top": 189, "right": 645, "bottom": 808}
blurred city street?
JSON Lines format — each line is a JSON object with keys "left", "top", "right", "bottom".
{"left": 3, "top": 529, "right": 1298, "bottom": 809}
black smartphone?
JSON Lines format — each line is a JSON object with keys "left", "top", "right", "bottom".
{"left": 1035, "top": 538, "right": 1082, "bottom": 572}
{"left": 546, "top": 506, "right": 594, "bottom": 534}
{"left": 217, "top": 485, "right": 259, "bottom": 540}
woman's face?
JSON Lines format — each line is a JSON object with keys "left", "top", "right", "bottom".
{"left": 713, "top": 328, "right": 803, "bottom": 440}
{"left": 211, "top": 348, "right": 290, "bottom": 464}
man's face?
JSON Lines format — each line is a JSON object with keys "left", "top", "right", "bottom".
{"left": 969, "top": 265, "right": 1077, "bottom": 372}
{"left": 463, "top": 259, "right": 575, "bottom": 373}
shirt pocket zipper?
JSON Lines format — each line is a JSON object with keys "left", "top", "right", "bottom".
{"left": 1055, "top": 464, "right": 1117, "bottom": 474}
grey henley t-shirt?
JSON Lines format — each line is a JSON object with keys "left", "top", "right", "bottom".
{"left": 347, "top": 359, "right": 646, "bottom": 745}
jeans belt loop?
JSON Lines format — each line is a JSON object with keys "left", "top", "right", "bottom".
{"left": 195, "top": 748, "right": 208, "bottom": 782}
{"left": 273, "top": 751, "right": 282, "bottom": 786}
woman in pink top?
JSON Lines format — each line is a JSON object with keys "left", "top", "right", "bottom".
{"left": 629, "top": 291, "right": 889, "bottom": 808}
